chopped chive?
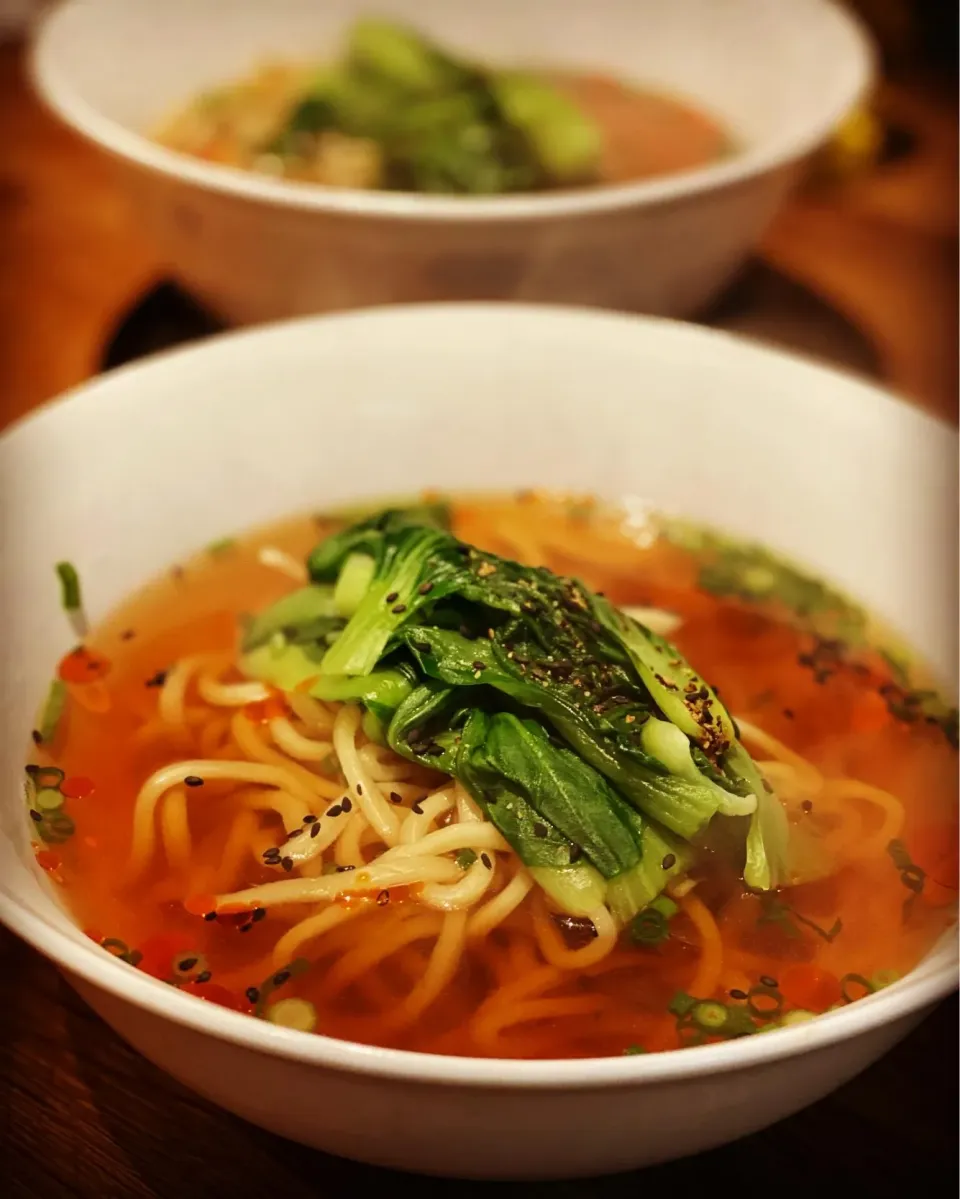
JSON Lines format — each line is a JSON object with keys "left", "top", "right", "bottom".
{"left": 56, "top": 561, "right": 88, "bottom": 637}
{"left": 35, "top": 679, "right": 68, "bottom": 744}
{"left": 56, "top": 561, "right": 82, "bottom": 612}
{"left": 206, "top": 537, "right": 236, "bottom": 556}
{"left": 266, "top": 997, "right": 317, "bottom": 1033}
{"left": 840, "top": 973, "right": 875, "bottom": 1004}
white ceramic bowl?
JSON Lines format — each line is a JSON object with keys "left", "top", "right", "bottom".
{"left": 32, "top": 0, "right": 872, "bottom": 323}
{"left": 0, "top": 305, "right": 956, "bottom": 1179}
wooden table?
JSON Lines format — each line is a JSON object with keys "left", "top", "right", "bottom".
{"left": 1, "top": 37, "right": 957, "bottom": 1198}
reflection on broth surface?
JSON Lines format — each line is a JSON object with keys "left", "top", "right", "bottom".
{"left": 27, "top": 494, "right": 957, "bottom": 1058}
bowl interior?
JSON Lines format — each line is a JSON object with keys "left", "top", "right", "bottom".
{"left": 0, "top": 304, "right": 955, "bottom": 1068}
{"left": 37, "top": 0, "right": 869, "bottom": 165}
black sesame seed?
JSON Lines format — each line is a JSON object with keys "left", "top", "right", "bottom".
{"left": 245, "top": 986, "right": 260, "bottom": 1003}
{"left": 569, "top": 844, "right": 583, "bottom": 864}
{"left": 801, "top": 800, "right": 814, "bottom": 813}
{"left": 411, "top": 800, "right": 424, "bottom": 815}
{"left": 239, "top": 924, "right": 253, "bottom": 933}
{"left": 533, "top": 822, "right": 548, "bottom": 838}
{"left": 30, "top": 729, "right": 42, "bottom": 745}
{"left": 286, "top": 828, "right": 303, "bottom": 839}
{"left": 472, "top": 661, "right": 486, "bottom": 672}
{"left": 252, "top": 907, "right": 267, "bottom": 923}
{"left": 184, "top": 775, "right": 204, "bottom": 787}
{"left": 336, "top": 864, "right": 356, "bottom": 873}
{"left": 341, "top": 797, "right": 353, "bottom": 813}
{"left": 281, "top": 857, "right": 294, "bottom": 872}
{"left": 729, "top": 988, "right": 748, "bottom": 1001}
{"left": 177, "top": 957, "right": 198, "bottom": 972}
{"left": 195, "top": 970, "right": 212, "bottom": 983}
{"left": 385, "top": 592, "right": 399, "bottom": 603}
{"left": 759, "top": 974, "right": 779, "bottom": 989}
{"left": 418, "top": 582, "right": 434, "bottom": 595}
{"left": 783, "top": 708, "right": 795, "bottom": 719}
{"left": 376, "top": 889, "right": 390, "bottom": 906}
{"left": 661, "top": 853, "right": 677, "bottom": 870}
{"left": 273, "top": 971, "right": 291, "bottom": 987}
{"left": 480, "top": 853, "right": 492, "bottom": 870}
{"left": 121, "top": 629, "right": 136, "bottom": 641}
{"left": 145, "top": 670, "right": 168, "bottom": 688}
{"left": 412, "top": 640, "right": 432, "bottom": 654}
{"left": 389, "top": 791, "right": 403, "bottom": 804}
{"left": 356, "top": 783, "right": 363, "bottom": 796}
{"left": 310, "top": 822, "right": 321, "bottom": 838}
{"left": 327, "top": 805, "right": 342, "bottom": 818}
{"left": 203, "top": 910, "right": 217, "bottom": 922}
{"left": 392, "top": 603, "right": 407, "bottom": 614}
{"left": 303, "top": 814, "right": 318, "bottom": 824}
{"left": 29, "top": 809, "right": 42, "bottom": 822}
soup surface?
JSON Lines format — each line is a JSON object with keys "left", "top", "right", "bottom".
{"left": 154, "top": 19, "right": 729, "bottom": 194}
{"left": 25, "top": 495, "right": 957, "bottom": 1059}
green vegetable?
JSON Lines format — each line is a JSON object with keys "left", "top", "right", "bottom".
{"left": 35, "top": 787, "right": 65, "bottom": 813}
{"left": 629, "top": 894, "right": 679, "bottom": 947}
{"left": 780, "top": 1009, "right": 816, "bottom": 1026}
{"left": 310, "top": 666, "right": 416, "bottom": 729}
{"left": 266, "top": 996, "right": 318, "bottom": 1033}
{"left": 840, "top": 973, "right": 875, "bottom": 1004}
{"left": 257, "top": 19, "right": 605, "bottom": 197}
{"left": 333, "top": 553, "right": 376, "bottom": 617}
{"left": 55, "top": 561, "right": 82, "bottom": 613}
{"left": 347, "top": 18, "right": 469, "bottom": 96}
{"left": 886, "top": 838, "right": 926, "bottom": 917}
{"left": 35, "top": 679, "right": 67, "bottom": 744}
{"left": 669, "top": 990, "right": 758, "bottom": 1040}
{"left": 253, "top": 958, "right": 311, "bottom": 1020}
{"left": 660, "top": 518, "right": 867, "bottom": 644}
{"left": 241, "top": 584, "right": 340, "bottom": 653}
{"left": 459, "top": 711, "right": 641, "bottom": 881}
{"left": 757, "top": 895, "right": 843, "bottom": 942}
{"left": 244, "top": 506, "right": 789, "bottom": 919}
{"left": 239, "top": 584, "right": 345, "bottom": 691}
{"left": 455, "top": 849, "right": 478, "bottom": 870}
{"left": 490, "top": 71, "right": 602, "bottom": 183}
{"left": 24, "top": 765, "right": 75, "bottom": 845}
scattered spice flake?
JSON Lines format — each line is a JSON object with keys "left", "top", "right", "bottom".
{"left": 58, "top": 645, "right": 111, "bottom": 685}
{"left": 145, "top": 669, "right": 168, "bottom": 688}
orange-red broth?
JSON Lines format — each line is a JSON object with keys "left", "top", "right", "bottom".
{"left": 28, "top": 498, "right": 958, "bottom": 1058}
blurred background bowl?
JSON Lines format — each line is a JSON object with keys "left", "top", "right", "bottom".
{"left": 31, "top": 0, "right": 872, "bottom": 325}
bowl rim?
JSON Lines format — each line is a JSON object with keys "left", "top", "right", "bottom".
{"left": 29, "top": 0, "right": 874, "bottom": 224}
{"left": 0, "top": 301, "right": 956, "bottom": 1089}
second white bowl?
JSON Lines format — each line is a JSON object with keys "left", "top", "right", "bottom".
{"left": 32, "top": 0, "right": 872, "bottom": 323}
